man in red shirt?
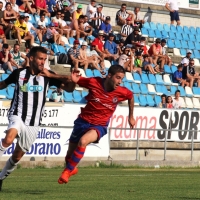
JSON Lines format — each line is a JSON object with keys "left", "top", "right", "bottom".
{"left": 40, "top": 65, "right": 135, "bottom": 184}
{"left": 0, "top": 43, "right": 14, "bottom": 72}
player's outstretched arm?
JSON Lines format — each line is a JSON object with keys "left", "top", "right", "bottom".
{"left": 128, "top": 96, "right": 135, "bottom": 129}
{"left": 0, "top": 81, "right": 7, "bottom": 90}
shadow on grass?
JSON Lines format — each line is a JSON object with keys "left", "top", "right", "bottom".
{"left": 24, "top": 190, "right": 45, "bottom": 195}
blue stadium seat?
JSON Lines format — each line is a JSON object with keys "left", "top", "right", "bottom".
{"left": 63, "top": 91, "right": 73, "bottom": 102}
{"left": 45, "top": 17, "right": 51, "bottom": 27}
{"left": 182, "top": 33, "right": 189, "bottom": 41}
{"left": 177, "top": 25, "right": 183, "bottom": 33}
{"left": 181, "top": 40, "right": 188, "bottom": 49}
{"left": 150, "top": 22, "right": 157, "bottom": 30}
{"left": 148, "top": 29, "right": 156, "bottom": 38}
{"left": 157, "top": 23, "right": 164, "bottom": 31}
{"left": 148, "top": 74, "right": 157, "bottom": 84}
{"left": 68, "top": 37, "right": 75, "bottom": 44}
{"left": 154, "top": 95, "right": 161, "bottom": 106}
{"left": 171, "top": 65, "right": 177, "bottom": 74}
{"left": 0, "top": 74, "right": 9, "bottom": 81}
{"left": 6, "top": 86, "right": 14, "bottom": 100}
{"left": 73, "top": 90, "right": 82, "bottom": 103}
{"left": 143, "top": 22, "right": 150, "bottom": 29}
{"left": 188, "top": 41, "right": 195, "bottom": 50}
{"left": 50, "top": 86, "right": 57, "bottom": 89}
{"left": 155, "top": 85, "right": 163, "bottom": 94}
{"left": 155, "top": 74, "right": 164, "bottom": 85}
{"left": 132, "top": 83, "right": 140, "bottom": 94}
{"left": 163, "top": 24, "right": 170, "bottom": 32}
{"left": 189, "top": 26, "right": 196, "bottom": 35}
{"left": 197, "top": 27, "right": 200, "bottom": 35}
{"left": 46, "top": 89, "right": 53, "bottom": 99}
{"left": 167, "top": 39, "right": 175, "bottom": 48}
{"left": 93, "top": 69, "right": 102, "bottom": 77}
{"left": 133, "top": 73, "right": 142, "bottom": 83}
{"left": 80, "top": 90, "right": 89, "bottom": 103}
{"left": 164, "top": 65, "right": 172, "bottom": 74}
{"left": 87, "top": 35, "right": 95, "bottom": 42}
{"left": 170, "top": 85, "right": 177, "bottom": 95}
{"left": 161, "top": 85, "right": 171, "bottom": 96}
{"left": 169, "top": 32, "right": 176, "bottom": 39}
{"left": 146, "top": 95, "right": 155, "bottom": 107}
{"left": 140, "top": 84, "right": 148, "bottom": 94}
{"left": 85, "top": 69, "right": 94, "bottom": 77}
{"left": 141, "top": 73, "right": 150, "bottom": 84}
{"left": 193, "top": 50, "right": 200, "bottom": 59}
{"left": 161, "top": 30, "right": 169, "bottom": 38}
{"left": 183, "top": 26, "right": 190, "bottom": 34}
{"left": 138, "top": 94, "right": 147, "bottom": 106}
{"left": 180, "top": 48, "right": 186, "bottom": 56}
{"left": 174, "top": 40, "right": 182, "bottom": 49}
{"left": 57, "top": 45, "right": 67, "bottom": 54}
{"left": 195, "top": 42, "right": 200, "bottom": 51}
{"left": 178, "top": 86, "right": 186, "bottom": 97}
{"left": 189, "top": 34, "right": 195, "bottom": 42}
{"left": 141, "top": 28, "right": 148, "bottom": 36}
{"left": 176, "top": 32, "right": 183, "bottom": 40}
{"left": 134, "top": 95, "right": 140, "bottom": 105}
{"left": 0, "top": 89, "right": 7, "bottom": 98}
{"left": 155, "top": 29, "right": 162, "bottom": 38}
{"left": 170, "top": 24, "right": 177, "bottom": 33}
{"left": 193, "top": 87, "right": 200, "bottom": 96}
{"left": 124, "top": 82, "right": 134, "bottom": 92}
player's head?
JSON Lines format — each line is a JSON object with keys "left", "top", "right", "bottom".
{"left": 106, "top": 65, "right": 125, "bottom": 90}
{"left": 29, "top": 47, "right": 47, "bottom": 73}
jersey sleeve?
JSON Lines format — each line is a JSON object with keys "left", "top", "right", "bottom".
{"left": 126, "top": 89, "right": 133, "bottom": 100}
{"left": 77, "top": 77, "right": 92, "bottom": 89}
{"left": 4, "top": 69, "right": 19, "bottom": 85}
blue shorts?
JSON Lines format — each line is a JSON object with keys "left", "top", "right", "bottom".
{"left": 170, "top": 11, "right": 180, "bottom": 21}
{"left": 69, "top": 117, "right": 108, "bottom": 143}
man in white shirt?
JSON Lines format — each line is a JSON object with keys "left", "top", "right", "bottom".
{"left": 173, "top": 90, "right": 182, "bottom": 109}
{"left": 181, "top": 50, "right": 192, "bottom": 65}
{"left": 165, "top": 0, "right": 180, "bottom": 25}
{"left": 10, "top": 0, "right": 19, "bottom": 13}
{"left": 86, "top": 0, "right": 96, "bottom": 21}
{"left": 133, "top": 7, "right": 144, "bottom": 28}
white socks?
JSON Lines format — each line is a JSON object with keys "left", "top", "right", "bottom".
{"left": 0, "top": 157, "right": 19, "bottom": 180}
{"left": 0, "top": 140, "right": 7, "bottom": 158}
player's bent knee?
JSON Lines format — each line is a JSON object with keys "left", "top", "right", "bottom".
{"left": 2, "top": 138, "right": 14, "bottom": 147}
{"left": 78, "top": 138, "right": 89, "bottom": 147}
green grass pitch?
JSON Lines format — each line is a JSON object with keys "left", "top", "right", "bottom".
{"left": 0, "top": 167, "right": 200, "bottom": 200}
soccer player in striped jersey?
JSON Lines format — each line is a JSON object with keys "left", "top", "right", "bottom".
{"left": 0, "top": 46, "right": 80, "bottom": 191}
{"left": 40, "top": 65, "right": 135, "bottom": 184}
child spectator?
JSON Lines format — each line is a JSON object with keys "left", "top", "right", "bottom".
{"left": 134, "top": 51, "right": 142, "bottom": 74}
{"left": 173, "top": 64, "right": 189, "bottom": 87}
{"left": 158, "top": 94, "right": 167, "bottom": 108}
{"left": 142, "top": 54, "right": 159, "bottom": 74}
{"left": 166, "top": 96, "right": 173, "bottom": 108}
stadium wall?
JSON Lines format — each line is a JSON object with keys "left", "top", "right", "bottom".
{"left": 78, "top": 0, "right": 200, "bottom": 28}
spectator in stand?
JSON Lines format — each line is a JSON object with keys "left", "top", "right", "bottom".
{"left": 37, "top": 14, "right": 47, "bottom": 36}
{"left": 173, "top": 65, "right": 189, "bottom": 87}
{"left": 3, "top": 3, "right": 17, "bottom": 37}
{"left": 166, "top": 96, "right": 173, "bottom": 108}
{"left": 47, "top": 0, "right": 56, "bottom": 14}
{"left": 148, "top": 38, "right": 165, "bottom": 71}
{"left": 11, "top": 0, "right": 19, "bottom": 14}
{"left": 104, "top": 33, "right": 119, "bottom": 61}
{"left": 165, "top": 0, "right": 180, "bottom": 25}
{"left": 116, "top": 3, "right": 134, "bottom": 26}
{"left": 124, "top": 26, "right": 141, "bottom": 46}
{"left": 83, "top": 15, "right": 92, "bottom": 34}
{"left": 50, "top": 88, "right": 64, "bottom": 103}
{"left": 99, "top": 16, "right": 112, "bottom": 37}
{"left": 161, "top": 39, "right": 172, "bottom": 67}
{"left": 182, "top": 58, "right": 200, "bottom": 88}
{"left": 140, "top": 37, "right": 148, "bottom": 55}
{"left": 142, "top": 54, "right": 160, "bottom": 74}
{"left": 52, "top": 10, "right": 64, "bottom": 35}
{"left": 158, "top": 94, "right": 167, "bottom": 108}
{"left": 173, "top": 90, "right": 182, "bottom": 109}
{"left": 118, "top": 39, "right": 125, "bottom": 55}
{"left": 86, "top": 0, "right": 96, "bottom": 22}
{"left": 65, "top": 0, "right": 76, "bottom": 14}
{"left": 10, "top": 44, "right": 27, "bottom": 68}
{"left": 118, "top": 47, "right": 133, "bottom": 72}
{"left": 24, "top": 13, "right": 43, "bottom": 45}
{"left": 51, "top": 5, "right": 58, "bottom": 18}
{"left": 0, "top": 25, "right": 6, "bottom": 44}
{"left": 16, "top": 0, "right": 34, "bottom": 14}
{"left": 46, "top": 22, "right": 63, "bottom": 45}
{"left": 181, "top": 50, "right": 192, "bottom": 65}
{"left": 60, "top": 13, "right": 70, "bottom": 38}
{"left": 120, "top": 17, "right": 133, "bottom": 40}
{"left": 80, "top": 41, "right": 100, "bottom": 71}
{"left": 13, "top": 15, "right": 34, "bottom": 49}
{"left": 72, "top": 4, "right": 83, "bottom": 20}
{"left": 62, "top": 2, "right": 72, "bottom": 24}
{"left": 68, "top": 40, "right": 88, "bottom": 70}
{"left": 133, "top": 7, "right": 144, "bottom": 29}
{"left": 34, "top": 0, "right": 50, "bottom": 17}
{"left": 133, "top": 51, "right": 142, "bottom": 74}
{"left": 91, "top": 4, "right": 105, "bottom": 30}
{"left": 0, "top": 43, "right": 15, "bottom": 72}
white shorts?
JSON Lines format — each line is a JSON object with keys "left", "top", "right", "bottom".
{"left": 7, "top": 115, "right": 39, "bottom": 153}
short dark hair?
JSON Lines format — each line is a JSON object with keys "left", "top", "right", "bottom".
{"left": 5, "top": 2, "right": 11, "bottom": 6}
{"left": 14, "top": 43, "right": 19, "bottom": 48}
{"left": 167, "top": 96, "right": 173, "bottom": 103}
{"left": 40, "top": 14, "right": 45, "bottom": 18}
{"left": 108, "top": 65, "right": 125, "bottom": 75}
{"left": 134, "top": 7, "right": 140, "bottom": 10}
{"left": 0, "top": 2, "right": 3, "bottom": 4}
{"left": 175, "top": 90, "right": 180, "bottom": 95}
{"left": 121, "top": 3, "right": 126, "bottom": 7}
{"left": 79, "top": 15, "right": 85, "bottom": 19}
{"left": 29, "top": 47, "right": 47, "bottom": 57}
{"left": 56, "top": 11, "right": 61, "bottom": 14}
{"left": 161, "top": 94, "right": 166, "bottom": 98}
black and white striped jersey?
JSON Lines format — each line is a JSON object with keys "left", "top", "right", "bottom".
{"left": 121, "top": 24, "right": 133, "bottom": 36}
{"left": 116, "top": 10, "right": 129, "bottom": 21}
{"left": 4, "top": 68, "right": 62, "bottom": 126}
{"left": 92, "top": 11, "right": 105, "bottom": 28}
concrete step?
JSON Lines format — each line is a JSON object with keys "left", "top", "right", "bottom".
{"left": 50, "top": 65, "right": 71, "bottom": 75}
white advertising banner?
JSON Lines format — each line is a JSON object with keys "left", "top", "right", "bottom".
{"left": 118, "top": 0, "right": 200, "bottom": 10}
